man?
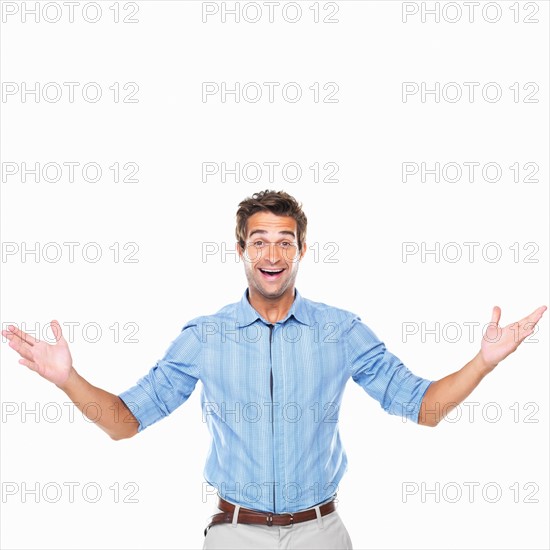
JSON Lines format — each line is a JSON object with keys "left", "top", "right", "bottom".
{"left": 3, "top": 190, "right": 546, "bottom": 550}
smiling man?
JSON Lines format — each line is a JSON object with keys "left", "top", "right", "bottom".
{"left": 238, "top": 196, "right": 306, "bottom": 319}
{"left": 3, "top": 189, "right": 546, "bottom": 550}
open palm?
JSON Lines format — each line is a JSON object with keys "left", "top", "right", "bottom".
{"left": 2, "top": 320, "right": 73, "bottom": 386}
{"left": 480, "top": 305, "right": 546, "bottom": 370}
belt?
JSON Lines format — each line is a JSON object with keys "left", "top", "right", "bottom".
{"left": 204, "top": 496, "right": 337, "bottom": 536}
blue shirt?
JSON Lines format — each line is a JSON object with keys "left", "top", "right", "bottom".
{"left": 119, "top": 288, "right": 433, "bottom": 513}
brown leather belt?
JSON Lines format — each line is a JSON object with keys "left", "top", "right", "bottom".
{"left": 204, "top": 496, "right": 337, "bottom": 536}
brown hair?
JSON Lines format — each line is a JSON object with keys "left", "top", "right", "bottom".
{"left": 235, "top": 189, "right": 307, "bottom": 252}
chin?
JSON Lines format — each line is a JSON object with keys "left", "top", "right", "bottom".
{"left": 260, "top": 288, "right": 284, "bottom": 298}
{"left": 257, "top": 284, "right": 285, "bottom": 298}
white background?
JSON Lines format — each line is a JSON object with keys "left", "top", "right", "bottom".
{"left": 1, "top": 1, "right": 548, "bottom": 549}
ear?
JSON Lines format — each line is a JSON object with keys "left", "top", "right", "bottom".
{"left": 299, "top": 241, "right": 307, "bottom": 260}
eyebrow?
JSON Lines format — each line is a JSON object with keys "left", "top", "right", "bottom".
{"left": 248, "top": 229, "right": 296, "bottom": 239}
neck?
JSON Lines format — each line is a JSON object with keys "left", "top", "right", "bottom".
{"left": 247, "top": 286, "right": 296, "bottom": 324}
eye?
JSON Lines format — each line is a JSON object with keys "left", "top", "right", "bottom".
{"left": 254, "top": 240, "right": 265, "bottom": 248}
{"left": 280, "top": 241, "right": 291, "bottom": 248}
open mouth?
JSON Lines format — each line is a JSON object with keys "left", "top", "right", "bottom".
{"left": 259, "top": 268, "right": 285, "bottom": 280}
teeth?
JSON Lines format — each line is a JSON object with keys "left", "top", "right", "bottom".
{"left": 261, "top": 269, "right": 283, "bottom": 273}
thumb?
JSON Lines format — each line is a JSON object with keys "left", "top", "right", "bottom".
{"left": 50, "top": 320, "right": 66, "bottom": 343}
{"left": 490, "top": 306, "right": 501, "bottom": 326}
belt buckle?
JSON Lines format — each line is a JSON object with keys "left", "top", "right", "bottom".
{"left": 283, "top": 513, "right": 294, "bottom": 526}
{"left": 266, "top": 512, "right": 294, "bottom": 527}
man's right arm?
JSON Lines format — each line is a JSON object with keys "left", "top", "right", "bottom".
{"left": 57, "top": 366, "right": 139, "bottom": 440}
{"left": 2, "top": 320, "right": 139, "bottom": 441}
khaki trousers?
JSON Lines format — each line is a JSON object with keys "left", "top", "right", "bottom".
{"left": 202, "top": 500, "right": 353, "bottom": 550}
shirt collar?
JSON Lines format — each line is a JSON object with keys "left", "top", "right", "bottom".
{"left": 236, "top": 287, "right": 313, "bottom": 327}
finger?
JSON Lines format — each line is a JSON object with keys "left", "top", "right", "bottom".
{"left": 2, "top": 330, "right": 25, "bottom": 342}
{"left": 507, "top": 319, "right": 541, "bottom": 344}
{"left": 502, "top": 322, "right": 527, "bottom": 344}
{"left": 490, "top": 306, "right": 501, "bottom": 326}
{"left": 50, "top": 319, "right": 66, "bottom": 343}
{"left": 514, "top": 305, "right": 547, "bottom": 330}
{"left": 519, "top": 319, "right": 541, "bottom": 338}
{"left": 8, "top": 337, "right": 35, "bottom": 360}
{"left": 527, "top": 305, "right": 547, "bottom": 323}
{"left": 5, "top": 325, "right": 37, "bottom": 346}
{"left": 18, "top": 358, "right": 40, "bottom": 373}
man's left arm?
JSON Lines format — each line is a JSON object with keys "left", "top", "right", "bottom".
{"left": 418, "top": 305, "right": 546, "bottom": 427}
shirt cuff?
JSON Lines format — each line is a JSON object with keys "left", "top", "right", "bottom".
{"left": 394, "top": 378, "right": 433, "bottom": 423}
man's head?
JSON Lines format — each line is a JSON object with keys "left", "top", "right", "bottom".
{"left": 236, "top": 190, "right": 307, "bottom": 300}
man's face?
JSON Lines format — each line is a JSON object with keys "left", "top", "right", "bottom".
{"left": 237, "top": 211, "right": 306, "bottom": 300}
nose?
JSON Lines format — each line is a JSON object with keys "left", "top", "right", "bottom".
{"left": 266, "top": 243, "right": 282, "bottom": 264}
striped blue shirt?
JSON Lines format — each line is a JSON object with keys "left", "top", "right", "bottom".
{"left": 118, "top": 288, "right": 433, "bottom": 513}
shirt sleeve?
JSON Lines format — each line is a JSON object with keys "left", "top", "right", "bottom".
{"left": 345, "top": 315, "right": 432, "bottom": 423}
{"left": 118, "top": 320, "right": 202, "bottom": 432}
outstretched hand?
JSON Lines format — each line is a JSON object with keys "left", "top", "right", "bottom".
{"left": 2, "top": 321, "right": 73, "bottom": 387}
{"left": 479, "top": 305, "right": 547, "bottom": 373}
